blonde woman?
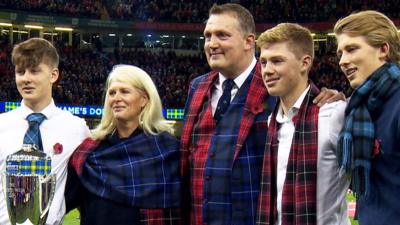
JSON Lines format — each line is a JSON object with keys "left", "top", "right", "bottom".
{"left": 66, "top": 65, "right": 181, "bottom": 225}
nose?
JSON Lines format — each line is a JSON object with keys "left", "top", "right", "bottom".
{"left": 20, "top": 71, "right": 32, "bottom": 83}
{"left": 112, "top": 91, "right": 121, "bottom": 100}
{"left": 207, "top": 35, "right": 219, "bottom": 49}
{"left": 262, "top": 61, "right": 275, "bottom": 77}
{"left": 338, "top": 53, "right": 349, "bottom": 68}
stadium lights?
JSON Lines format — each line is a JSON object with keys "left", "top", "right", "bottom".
{"left": 327, "top": 33, "right": 335, "bottom": 36}
{"left": 181, "top": 35, "right": 186, "bottom": 38}
{"left": 43, "top": 32, "right": 58, "bottom": 36}
{"left": 311, "top": 33, "right": 316, "bottom": 36}
{"left": 55, "top": 27, "right": 73, "bottom": 32}
{"left": 108, "top": 33, "right": 116, "bottom": 36}
{"left": 199, "top": 37, "right": 204, "bottom": 39}
{"left": 24, "top": 25, "right": 43, "bottom": 29}
{"left": 313, "top": 38, "right": 327, "bottom": 42}
{"left": 126, "top": 33, "right": 133, "bottom": 36}
{"left": 12, "top": 30, "right": 28, "bottom": 34}
{"left": 0, "top": 22, "right": 12, "bottom": 27}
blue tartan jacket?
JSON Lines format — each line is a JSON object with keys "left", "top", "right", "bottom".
{"left": 181, "top": 63, "right": 277, "bottom": 225}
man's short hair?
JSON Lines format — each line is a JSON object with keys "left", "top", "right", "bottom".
{"left": 11, "top": 38, "right": 59, "bottom": 70}
{"left": 256, "top": 23, "right": 314, "bottom": 60}
{"left": 334, "top": 10, "right": 400, "bottom": 64}
{"left": 209, "top": 3, "right": 255, "bottom": 35}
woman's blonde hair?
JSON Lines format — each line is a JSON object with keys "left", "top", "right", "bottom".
{"left": 91, "top": 65, "right": 173, "bottom": 140}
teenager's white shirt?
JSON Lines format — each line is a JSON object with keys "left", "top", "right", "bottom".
{"left": 272, "top": 86, "right": 350, "bottom": 225}
{"left": 0, "top": 100, "right": 90, "bottom": 225}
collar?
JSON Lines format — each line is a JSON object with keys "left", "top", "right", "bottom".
{"left": 216, "top": 57, "right": 257, "bottom": 91}
{"left": 107, "top": 128, "right": 144, "bottom": 144}
{"left": 19, "top": 99, "right": 57, "bottom": 121}
{"left": 276, "top": 85, "right": 310, "bottom": 123}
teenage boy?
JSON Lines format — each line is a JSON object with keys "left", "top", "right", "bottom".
{"left": 256, "top": 23, "right": 350, "bottom": 225}
{"left": 335, "top": 10, "right": 400, "bottom": 225}
{"left": 0, "top": 38, "right": 90, "bottom": 225}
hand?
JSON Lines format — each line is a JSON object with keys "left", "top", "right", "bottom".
{"left": 313, "top": 87, "right": 346, "bottom": 107}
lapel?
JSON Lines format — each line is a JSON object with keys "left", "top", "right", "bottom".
{"left": 233, "top": 63, "right": 269, "bottom": 160}
{"left": 181, "top": 71, "right": 218, "bottom": 152}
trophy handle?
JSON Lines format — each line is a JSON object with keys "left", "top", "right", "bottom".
{"left": 40, "top": 174, "right": 56, "bottom": 220}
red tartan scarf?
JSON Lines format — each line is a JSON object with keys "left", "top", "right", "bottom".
{"left": 257, "top": 82, "right": 320, "bottom": 225}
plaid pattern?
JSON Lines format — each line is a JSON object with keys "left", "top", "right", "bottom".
{"left": 338, "top": 62, "right": 400, "bottom": 199}
{"left": 23, "top": 113, "right": 46, "bottom": 151}
{"left": 70, "top": 132, "right": 182, "bottom": 225}
{"left": 257, "top": 82, "right": 320, "bottom": 225}
{"left": 6, "top": 158, "right": 51, "bottom": 175}
{"left": 181, "top": 63, "right": 274, "bottom": 225}
{"left": 140, "top": 208, "right": 182, "bottom": 225}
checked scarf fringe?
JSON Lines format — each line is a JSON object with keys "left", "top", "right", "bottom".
{"left": 337, "top": 62, "right": 400, "bottom": 199}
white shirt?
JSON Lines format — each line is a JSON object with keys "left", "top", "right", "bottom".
{"left": 273, "top": 86, "right": 350, "bottom": 225}
{"left": 0, "top": 100, "right": 90, "bottom": 225}
{"left": 211, "top": 57, "right": 257, "bottom": 115}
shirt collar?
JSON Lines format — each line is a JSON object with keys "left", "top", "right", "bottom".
{"left": 19, "top": 99, "right": 57, "bottom": 120}
{"left": 276, "top": 85, "right": 310, "bottom": 123}
{"left": 217, "top": 57, "right": 257, "bottom": 89}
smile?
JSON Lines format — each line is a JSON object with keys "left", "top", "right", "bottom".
{"left": 265, "top": 77, "right": 280, "bottom": 86}
{"left": 345, "top": 68, "right": 357, "bottom": 79}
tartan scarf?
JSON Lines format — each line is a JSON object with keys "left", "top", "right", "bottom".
{"left": 70, "top": 131, "right": 181, "bottom": 208}
{"left": 337, "top": 62, "right": 400, "bottom": 199}
{"left": 257, "top": 82, "right": 320, "bottom": 225}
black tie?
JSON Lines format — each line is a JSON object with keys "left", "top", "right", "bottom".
{"left": 214, "top": 79, "right": 234, "bottom": 123}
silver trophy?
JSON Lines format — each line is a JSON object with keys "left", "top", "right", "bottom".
{"left": 3, "top": 144, "right": 56, "bottom": 225}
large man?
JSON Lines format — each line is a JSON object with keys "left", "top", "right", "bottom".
{"left": 335, "top": 11, "right": 400, "bottom": 225}
{"left": 0, "top": 38, "right": 90, "bottom": 225}
{"left": 180, "top": 3, "right": 341, "bottom": 225}
{"left": 256, "top": 23, "right": 349, "bottom": 225}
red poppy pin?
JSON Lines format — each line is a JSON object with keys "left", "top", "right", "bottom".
{"left": 53, "top": 143, "right": 63, "bottom": 155}
{"left": 372, "top": 138, "right": 382, "bottom": 158}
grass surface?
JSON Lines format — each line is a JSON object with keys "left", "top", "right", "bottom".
{"left": 63, "top": 209, "right": 79, "bottom": 225}
{"left": 63, "top": 195, "right": 360, "bottom": 225}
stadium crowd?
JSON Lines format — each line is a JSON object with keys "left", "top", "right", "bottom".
{"left": 1, "top": 0, "right": 400, "bottom": 24}
{"left": 0, "top": 36, "right": 350, "bottom": 108}
{"left": 0, "top": 0, "right": 101, "bottom": 19}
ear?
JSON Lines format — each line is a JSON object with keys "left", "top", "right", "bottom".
{"left": 300, "top": 54, "right": 312, "bottom": 74}
{"left": 244, "top": 33, "right": 255, "bottom": 51}
{"left": 379, "top": 42, "right": 390, "bottom": 61}
{"left": 50, "top": 68, "right": 59, "bottom": 84}
{"left": 140, "top": 93, "right": 149, "bottom": 108}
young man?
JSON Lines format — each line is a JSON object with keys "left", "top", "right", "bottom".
{"left": 256, "top": 23, "right": 350, "bottom": 225}
{"left": 335, "top": 11, "right": 400, "bottom": 225}
{"left": 180, "top": 3, "right": 343, "bottom": 225}
{"left": 0, "top": 38, "right": 90, "bottom": 225}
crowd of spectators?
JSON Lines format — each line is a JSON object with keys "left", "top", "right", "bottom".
{"left": 0, "top": 37, "right": 351, "bottom": 109}
{"left": 106, "top": 0, "right": 400, "bottom": 23}
{"left": 0, "top": 0, "right": 101, "bottom": 19}
{"left": 1, "top": 0, "right": 400, "bottom": 24}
